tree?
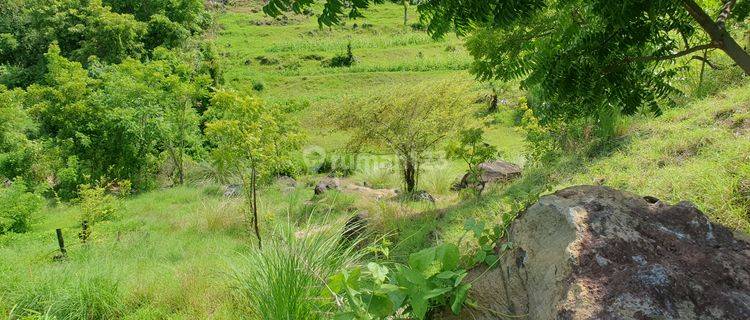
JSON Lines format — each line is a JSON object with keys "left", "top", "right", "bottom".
{"left": 264, "top": 0, "right": 750, "bottom": 127}
{"left": 205, "top": 90, "right": 300, "bottom": 248}
{"left": 328, "top": 82, "right": 471, "bottom": 194}
{"left": 23, "top": 45, "right": 208, "bottom": 195}
{"left": 0, "top": 0, "right": 210, "bottom": 87}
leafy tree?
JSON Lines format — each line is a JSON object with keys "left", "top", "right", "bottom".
{"left": 445, "top": 128, "right": 499, "bottom": 196}
{"left": 328, "top": 82, "right": 470, "bottom": 194}
{"left": 0, "top": 0, "right": 147, "bottom": 87}
{"left": 0, "top": 85, "right": 45, "bottom": 184}
{"left": 265, "top": 0, "right": 750, "bottom": 127}
{"left": 24, "top": 45, "right": 208, "bottom": 195}
{"left": 205, "top": 90, "right": 301, "bottom": 248}
{"left": 0, "top": 0, "right": 210, "bottom": 87}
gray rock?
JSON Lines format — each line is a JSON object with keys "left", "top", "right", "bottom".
{"left": 441, "top": 185, "right": 750, "bottom": 320}
{"left": 313, "top": 177, "right": 340, "bottom": 195}
{"left": 223, "top": 184, "right": 242, "bottom": 197}
{"left": 453, "top": 160, "right": 522, "bottom": 191}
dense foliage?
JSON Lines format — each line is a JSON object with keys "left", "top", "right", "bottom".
{"left": 0, "top": 179, "right": 44, "bottom": 234}
{"left": 0, "top": 0, "right": 210, "bottom": 87}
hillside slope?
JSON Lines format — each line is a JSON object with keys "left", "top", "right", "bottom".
{"left": 561, "top": 83, "right": 750, "bottom": 233}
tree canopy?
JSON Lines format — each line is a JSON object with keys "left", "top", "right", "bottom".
{"left": 266, "top": 0, "right": 750, "bottom": 126}
{"left": 0, "top": 0, "right": 210, "bottom": 87}
{"left": 328, "top": 82, "right": 471, "bottom": 193}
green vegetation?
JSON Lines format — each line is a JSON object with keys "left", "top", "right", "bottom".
{"left": 1, "top": 0, "right": 749, "bottom": 319}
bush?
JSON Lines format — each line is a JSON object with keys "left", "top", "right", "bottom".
{"left": 324, "top": 43, "right": 356, "bottom": 68}
{"left": 78, "top": 185, "right": 120, "bottom": 223}
{"left": 0, "top": 179, "right": 43, "bottom": 234}
{"left": 252, "top": 80, "right": 265, "bottom": 92}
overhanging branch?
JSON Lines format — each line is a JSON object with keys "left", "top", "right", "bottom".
{"left": 623, "top": 43, "right": 719, "bottom": 64}
{"left": 690, "top": 55, "right": 722, "bottom": 70}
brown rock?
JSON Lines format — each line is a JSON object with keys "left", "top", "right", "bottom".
{"left": 314, "top": 177, "right": 340, "bottom": 195}
{"left": 444, "top": 185, "right": 750, "bottom": 320}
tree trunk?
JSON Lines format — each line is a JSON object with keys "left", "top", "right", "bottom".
{"left": 251, "top": 167, "right": 262, "bottom": 249}
{"left": 403, "top": 0, "right": 408, "bottom": 26}
{"left": 682, "top": 0, "right": 750, "bottom": 75}
{"left": 404, "top": 157, "right": 416, "bottom": 193}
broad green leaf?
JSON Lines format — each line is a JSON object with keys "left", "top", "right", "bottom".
{"left": 410, "top": 295, "right": 429, "bottom": 320}
{"left": 367, "top": 262, "right": 389, "bottom": 283}
{"left": 408, "top": 246, "right": 436, "bottom": 272}
{"left": 365, "top": 294, "right": 394, "bottom": 317}
{"left": 327, "top": 272, "right": 346, "bottom": 294}
{"left": 424, "top": 287, "right": 452, "bottom": 300}
{"left": 450, "top": 283, "right": 472, "bottom": 314}
{"left": 435, "top": 244, "right": 460, "bottom": 271}
{"left": 472, "top": 250, "right": 487, "bottom": 266}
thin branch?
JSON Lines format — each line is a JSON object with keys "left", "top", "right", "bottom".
{"left": 623, "top": 43, "right": 719, "bottom": 64}
{"left": 690, "top": 55, "right": 722, "bottom": 70}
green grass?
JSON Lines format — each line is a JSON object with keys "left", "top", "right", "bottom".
{"left": 213, "top": 1, "right": 525, "bottom": 151}
{"left": 563, "top": 82, "right": 750, "bottom": 233}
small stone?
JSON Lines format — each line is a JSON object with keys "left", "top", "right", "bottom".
{"left": 595, "top": 254, "right": 611, "bottom": 267}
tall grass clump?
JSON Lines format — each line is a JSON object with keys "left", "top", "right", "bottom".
{"left": 228, "top": 222, "right": 362, "bottom": 319}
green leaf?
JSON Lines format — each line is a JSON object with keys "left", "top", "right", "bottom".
{"left": 424, "top": 287, "right": 452, "bottom": 300}
{"left": 399, "top": 267, "right": 427, "bottom": 286}
{"left": 454, "top": 271, "right": 468, "bottom": 287}
{"left": 436, "top": 244, "right": 460, "bottom": 271}
{"left": 410, "top": 294, "right": 430, "bottom": 320}
{"left": 365, "top": 294, "right": 394, "bottom": 317}
{"left": 367, "top": 262, "right": 389, "bottom": 283}
{"left": 484, "top": 254, "right": 499, "bottom": 267}
{"left": 327, "top": 272, "right": 346, "bottom": 294}
{"left": 472, "top": 249, "right": 487, "bottom": 266}
{"left": 408, "top": 246, "right": 436, "bottom": 273}
{"left": 450, "top": 283, "right": 472, "bottom": 315}
{"left": 435, "top": 271, "right": 456, "bottom": 279}
{"left": 333, "top": 311, "right": 357, "bottom": 320}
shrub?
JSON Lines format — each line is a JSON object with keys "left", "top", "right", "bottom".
{"left": 252, "top": 80, "right": 265, "bottom": 92}
{"left": 78, "top": 185, "right": 120, "bottom": 223}
{"left": 0, "top": 179, "right": 43, "bottom": 234}
{"left": 324, "top": 43, "right": 356, "bottom": 67}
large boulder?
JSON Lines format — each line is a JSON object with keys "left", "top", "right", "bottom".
{"left": 453, "top": 160, "right": 522, "bottom": 190}
{"left": 445, "top": 185, "right": 750, "bottom": 320}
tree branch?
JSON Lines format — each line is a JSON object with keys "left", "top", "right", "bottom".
{"left": 623, "top": 43, "right": 719, "bottom": 64}
{"left": 716, "top": 0, "right": 737, "bottom": 30}
{"left": 690, "top": 55, "right": 722, "bottom": 70}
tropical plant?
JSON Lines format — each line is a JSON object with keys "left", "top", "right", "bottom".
{"left": 325, "top": 243, "right": 470, "bottom": 319}
{"left": 445, "top": 128, "right": 499, "bottom": 196}
{"left": 205, "top": 89, "right": 301, "bottom": 248}
{"left": 328, "top": 82, "right": 470, "bottom": 193}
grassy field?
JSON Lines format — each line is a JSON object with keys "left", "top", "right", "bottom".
{"left": 213, "top": 1, "right": 525, "bottom": 153}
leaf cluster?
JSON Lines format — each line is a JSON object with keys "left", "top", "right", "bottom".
{"left": 325, "top": 243, "right": 470, "bottom": 319}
